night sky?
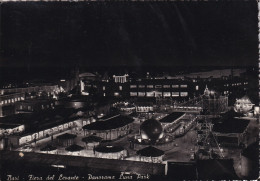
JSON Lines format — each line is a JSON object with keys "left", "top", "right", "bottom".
{"left": 0, "top": 2, "right": 258, "bottom": 68}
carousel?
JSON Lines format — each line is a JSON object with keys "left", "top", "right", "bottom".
{"left": 94, "top": 145, "right": 127, "bottom": 159}
{"left": 136, "top": 146, "right": 164, "bottom": 163}
{"left": 39, "top": 144, "right": 57, "bottom": 154}
{"left": 57, "top": 133, "right": 77, "bottom": 146}
{"left": 82, "top": 136, "right": 102, "bottom": 150}
{"left": 65, "top": 144, "right": 84, "bottom": 156}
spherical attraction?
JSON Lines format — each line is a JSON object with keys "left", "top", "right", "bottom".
{"left": 140, "top": 119, "right": 163, "bottom": 143}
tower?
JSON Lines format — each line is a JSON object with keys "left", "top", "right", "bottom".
{"left": 196, "top": 116, "right": 224, "bottom": 159}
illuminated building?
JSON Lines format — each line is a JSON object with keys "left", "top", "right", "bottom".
{"left": 202, "top": 86, "right": 228, "bottom": 115}
{"left": 159, "top": 112, "right": 186, "bottom": 129}
{"left": 94, "top": 145, "right": 127, "bottom": 159}
{"left": 39, "top": 145, "right": 57, "bottom": 154}
{"left": 65, "top": 144, "right": 84, "bottom": 156}
{"left": 82, "top": 136, "right": 102, "bottom": 150}
{"left": 15, "top": 99, "right": 54, "bottom": 113}
{"left": 0, "top": 92, "right": 25, "bottom": 117}
{"left": 0, "top": 85, "right": 59, "bottom": 95}
{"left": 234, "top": 95, "right": 255, "bottom": 114}
{"left": 136, "top": 146, "right": 164, "bottom": 163}
{"left": 113, "top": 74, "right": 129, "bottom": 83}
{"left": 57, "top": 133, "right": 77, "bottom": 147}
{"left": 0, "top": 124, "right": 25, "bottom": 137}
{"left": 212, "top": 117, "right": 249, "bottom": 147}
{"left": 82, "top": 115, "right": 134, "bottom": 141}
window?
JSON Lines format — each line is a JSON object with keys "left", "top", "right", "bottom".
{"left": 138, "top": 85, "right": 145, "bottom": 88}
{"left": 180, "top": 92, "right": 188, "bottom": 97}
{"left": 180, "top": 85, "right": 187, "bottom": 88}
{"left": 163, "top": 92, "right": 171, "bottom": 97}
{"left": 28, "top": 106, "right": 31, "bottom": 110}
{"left": 147, "top": 85, "right": 153, "bottom": 88}
{"left": 119, "top": 86, "right": 122, "bottom": 90}
{"left": 163, "top": 85, "right": 170, "bottom": 88}
{"left": 172, "top": 85, "right": 179, "bottom": 88}
{"left": 146, "top": 92, "right": 154, "bottom": 97}
{"left": 103, "top": 86, "right": 106, "bottom": 90}
{"left": 155, "top": 85, "right": 162, "bottom": 88}
{"left": 172, "top": 92, "right": 179, "bottom": 97}
{"left": 130, "top": 85, "right": 137, "bottom": 88}
{"left": 114, "top": 92, "right": 119, "bottom": 96}
{"left": 130, "top": 92, "right": 137, "bottom": 96}
{"left": 103, "top": 93, "right": 106, "bottom": 96}
{"left": 138, "top": 92, "right": 145, "bottom": 97}
{"left": 196, "top": 85, "right": 199, "bottom": 91}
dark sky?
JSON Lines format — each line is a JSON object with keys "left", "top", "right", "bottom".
{"left": 0, "top": 2, "right": 258, "bottom": 68}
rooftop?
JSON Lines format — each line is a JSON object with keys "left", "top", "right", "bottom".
{"left": 0, "top": 123, "right": 22, "bottom": 129}
{"left": 16, "top": 99, "right": 51, "bottom": 104}
{"left": 57, "top": 133, "right": 77, "bottom": 140}
{"left": 65, "top": 144, "right": 84, "bottom": 152}
{"left": 159, "top": 112, "right": 185, "bottom": 123}
{"left": 40, "top": 144, "right": 57, "bottom": 152}
{"left": 213, "top": 117, "right": 250, "bottom": 133}
{"left": 83, "top": 115, "right": 134, "bottom": 130}
{"left": 82, "top": 136, "right": 102, "bottom": 143}
{"left": 136, "top": 146, "right": 164, "bottom": 157}
{"left": 95, "top": 145, "right": 124, "bottom": 153}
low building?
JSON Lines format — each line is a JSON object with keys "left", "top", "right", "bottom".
{"left": 7, "top": 115, "right": 82, "bottom": 147}
{"left": 65, "top": 144, "right": 84, "bottom": 156}
{"left": 39, "top": 144, "right": 57, "bottom": 154}
{"left": 81, "top": 135, "right": 102, "bottom": 150}
{"left": 135, "top": 102, "right": 154, "bottom": 113}
{"left": 55, "top": 96, "right": 91, "bottom": 110}
{"left": 234, "top": 95, "right": 255, "bottom": 114}
{"left": 0, "top": 123, "right": 25, "bottom": 136}
{"left": 136, "top": 146, "right": 164, "bottom": 163}
{"left": 57, "top": 133, "right": 77, "bottom": 147}
{"left": 15, "top": 99, "right": 54, "bottom": 113}
{"left": 159, "top": 112, "right": 186, "bottom": 129}
{"left": 82, "top": 115, "right": 134, "bottom": 141}
{"left": 212, "top": 117, "right": 250, "bottom": 146}
{"left": 0, "top": 92, "right": 25, "bottom": 117}
{"left": 113, "top": 102, "right": 136, "bottom": 114}
{"left": 94, "top": 145, "right": 127, "bottom": 159}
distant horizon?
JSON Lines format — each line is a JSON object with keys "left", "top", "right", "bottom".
{"left": 0, "top": 2, "right": 258, "bottom": 68}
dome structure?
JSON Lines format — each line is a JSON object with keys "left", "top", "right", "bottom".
{"left": 140, "top": 119, "right": 163, "bottom": 143}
